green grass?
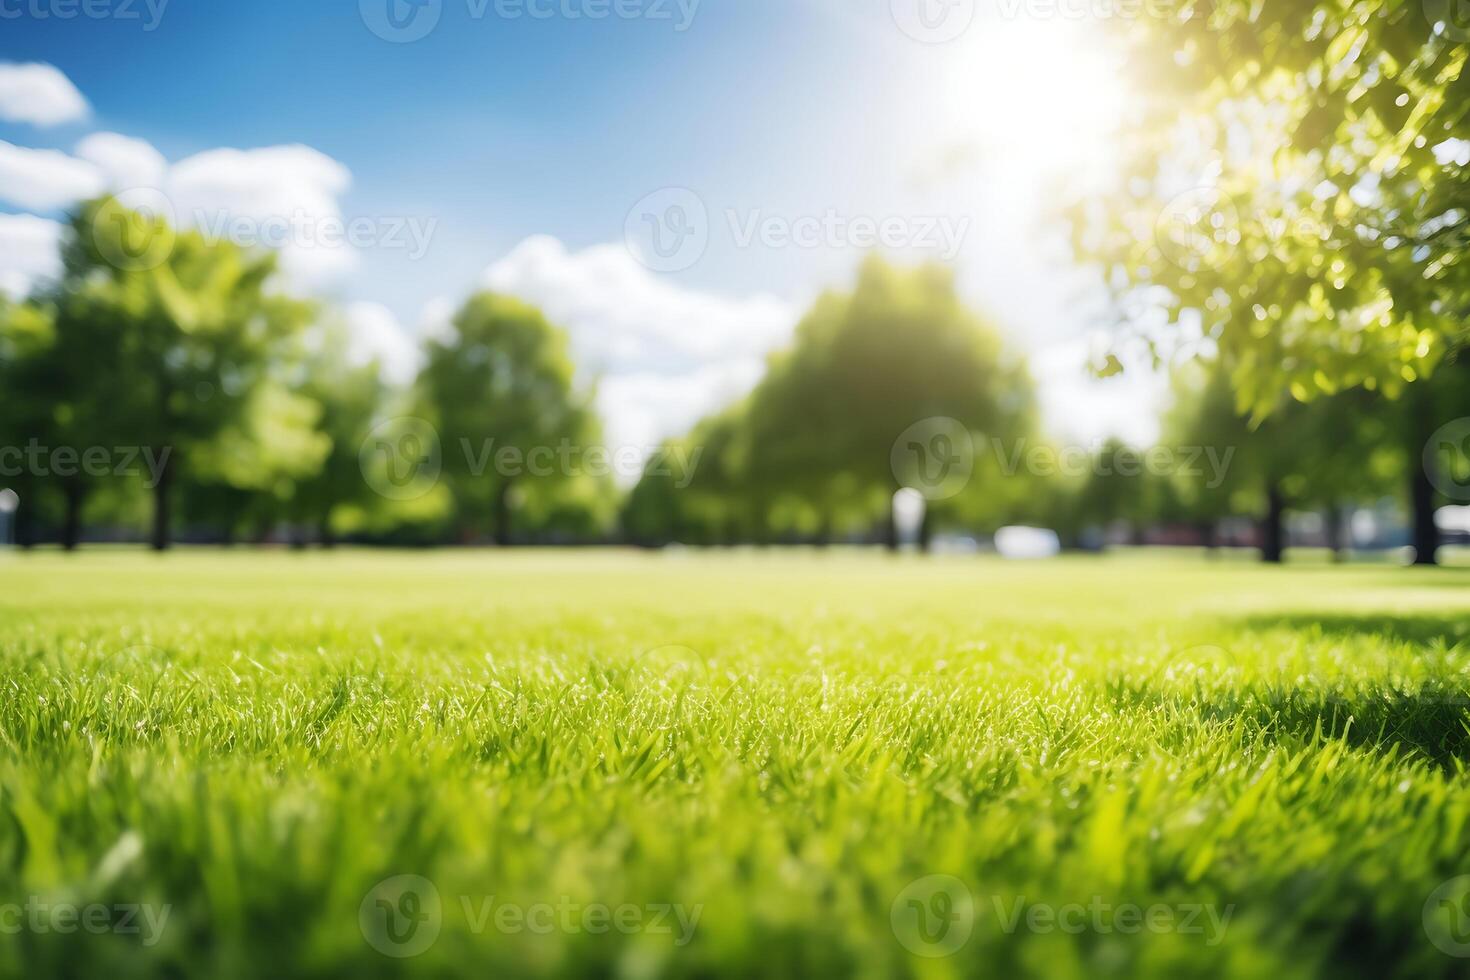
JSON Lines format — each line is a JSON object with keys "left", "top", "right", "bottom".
{"left": 2, "top": 550, "right": 1470, "bottom": 979}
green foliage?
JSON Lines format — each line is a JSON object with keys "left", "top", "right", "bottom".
{"left": 629, "top": 258, "right": 1038, "bottom": 544}
{"left": 418, "top": 292, "right": 603, "bottom": 544}
{"left": 1075, "top": 1, "right": 1470, "bottom": 416}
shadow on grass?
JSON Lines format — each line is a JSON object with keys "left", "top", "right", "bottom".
{"left": 1111, "top": 685, "right": 1470, "bottom": 770}
{"left": 1236, "top": 612, "right": 1470, "bottom": 650}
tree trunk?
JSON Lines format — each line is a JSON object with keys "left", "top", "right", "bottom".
{"left": 1408, "top": 384, "right": 1440, "bottom": 566}
{"left": 151, "top": 453, "right": 175, "bottom": 552}
{"left": 1197, "top": 520, "right": 1218, "bottom": 555}
{"left": 918, "top": 507, "right": 934, "bottom": 553}
{"left": 814, "top": 515, "right": 832, "bottom": 548}
{"left": 319, "top": 515, "right": 337, "bottom": 549}
{"left": 61, "top": 480, "right": 86, "bottom": 552}
{"left": 493, "top": 480, "right": 514, "bottom": 547}
{"left": 1260, "top": 482, "right": 1286, "bottom": 564}
{"left": 1410, "top": 464, "right": 1440, "bottom": 565}
{"left": 883, "top": 512, "right": 899, "bottom": 552}
{"left": 1324, "top": 504, "right": 1346, "bottom": 563}
{"left": 14, "top": 492, "right": 36, "bottom": 549}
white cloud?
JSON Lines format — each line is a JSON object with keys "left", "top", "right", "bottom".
{"left": 0, "top": 140, "right": 105, "bottom": 210}
{"left": 481, "top": 235, "right": 799, "bottom": 457}
{"left": 0, "top": 63, "right": 89, "bottom": 127}
{"left": 344, "top": 301, "right": 421, "bottom": 385}
{"left": 75, "top": 132, "right": 168, "bottom": 189}
{"left": 168, "top": 144, "right": 357, "bottom": 289}
{"left": 0, "top": 131, "right": 363, "bottom": 291}
{"left": 0, "top": 213, "right": 64, "bottom": 298}
{"left": 168, "top": 144, "right": 351, "bottom": 222}
{"left": 416, "top": 295, "right": 457, "bottom": 346}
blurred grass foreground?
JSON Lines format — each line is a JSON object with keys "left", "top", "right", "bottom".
{"left": 2, "top": 550, "right": 1470, "bottom": 978}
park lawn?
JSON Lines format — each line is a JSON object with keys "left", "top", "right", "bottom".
{"left": 1, "top": 550, "right": 1469, "bottom": 979}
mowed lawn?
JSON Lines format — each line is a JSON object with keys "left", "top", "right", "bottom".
{"left": 2, "top": 551, "right": 1470, "bottom": 979}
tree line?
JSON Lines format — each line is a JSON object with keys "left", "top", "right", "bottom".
{"left": 2, "top": 198, "right": 1468, "bottom": 562}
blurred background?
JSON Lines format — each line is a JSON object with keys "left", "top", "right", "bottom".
{"left": 1, "top": 0, "right": 1468, "bottom": 563}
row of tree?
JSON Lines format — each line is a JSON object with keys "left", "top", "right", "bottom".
{"left": 622, "top": 259, "right": 1470, "bottom": 563}
{"left": 1066, "top": 0, "right": 1470, "bottom": 562}
{"left": 2, "top": 195, "right": 1467, "bottom": 561}
{"left": 0, "top": 202, "right": 609, "bottom": 550}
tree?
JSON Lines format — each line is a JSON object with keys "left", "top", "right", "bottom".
{"left": 417, "top": 292, "right": 599, "bottom": 546}
{"left": 64, "top": 197, "right": 315, "bottom": 550}
{"left": 0, "top": 300, "right": 67, "bottom": 547}
{"left": 1078, "top": 1, "right": 1467, "bottom": 400}
{"left": 1163, "top": 360, "right": 1398, "bottom": 563}
{"left": 285, "top": 323, "right": 387, "bottom": 545}
{"left": 1073, "top": 5, "right": 1468, "bottom": 561}
{"left": 184, "top": 381, "right": 331, "bottom": 544}
{"left": 736, "top": 258, "right": 1037, "bottom": 550}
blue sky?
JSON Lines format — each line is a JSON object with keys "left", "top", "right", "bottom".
{"left": 0, "top": 0, "right": 1166, "bottom": 453}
